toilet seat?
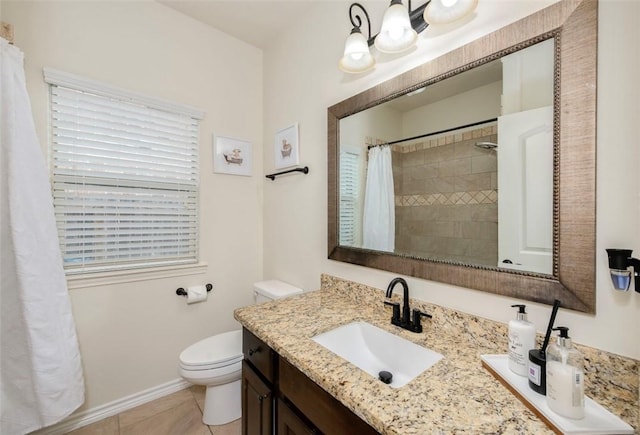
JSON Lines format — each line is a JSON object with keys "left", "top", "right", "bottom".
{"left": 179, "top": 329, "right": 242, "bottom": 371}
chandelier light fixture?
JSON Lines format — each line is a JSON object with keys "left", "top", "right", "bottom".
{"left": 339, "top": 0, "right": 479, "bottom": 74}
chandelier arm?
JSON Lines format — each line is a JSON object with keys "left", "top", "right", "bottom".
{"left": 349, "top": 3, "right": 372, "bottom": 42}
{"left": 409, "top": 0, "right": 430, "bottom": 34}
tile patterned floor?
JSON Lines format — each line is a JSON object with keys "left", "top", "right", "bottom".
{"left": 66, "top": 386, "right": 240, "bottom": 435}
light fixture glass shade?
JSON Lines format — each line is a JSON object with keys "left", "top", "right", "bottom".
{"left": 423, "top": 0, "right": 478, "bottom": 25}
{"left": 339, "top": 29, "right": 375, "bottom": 73}
{"left": 610, "top": 269, "right": 632, "bottom": 291}
{"left": 374, "top": 1, "right": 417, "bottom": 54}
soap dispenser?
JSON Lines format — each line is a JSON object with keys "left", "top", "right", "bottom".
{"left": 546, "top": 327, "right": 585, "bottom": 420}
{"left": 508, "top": 304, "right": 536, "bottom": 376}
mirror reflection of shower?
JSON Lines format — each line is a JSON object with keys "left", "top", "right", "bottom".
{"left": 337, "top": 38, "right": 554, "bottom": 274}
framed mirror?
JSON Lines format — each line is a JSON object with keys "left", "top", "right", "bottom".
{"left": 328, "top": 0, "right": 597, "bottom": 313}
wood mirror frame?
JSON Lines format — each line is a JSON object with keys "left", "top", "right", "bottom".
{"left": 328, "top": 0, "right": 597, "bottom": 313}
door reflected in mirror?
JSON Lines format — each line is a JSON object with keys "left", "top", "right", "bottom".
{"left": 338, "top": 39, "right": 554, "bottom": 275}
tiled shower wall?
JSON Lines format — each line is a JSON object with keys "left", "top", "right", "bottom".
{"left": 391, "top": 124, "right": 498, "bottom": 267}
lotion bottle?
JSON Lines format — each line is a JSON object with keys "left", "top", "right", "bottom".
{"left": 508, "top": 304, "right": 536, "bottom": 376}
{"left": 546, "top": 327, "right": 585, "bottom": 419}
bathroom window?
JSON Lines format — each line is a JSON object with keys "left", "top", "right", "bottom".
{"left": 45, "top": 68, "right": 204, "bottom": 275}
{"left": 339, "top": 147, "right": 362, "bottom": 246}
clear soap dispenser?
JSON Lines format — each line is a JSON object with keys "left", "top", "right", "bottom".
{"left": 546, "top": 327, "right": 585, "bottom": 419}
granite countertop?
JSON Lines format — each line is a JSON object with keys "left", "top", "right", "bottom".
{"left": 234, "top": 276, "right": 638, "bottom": 434}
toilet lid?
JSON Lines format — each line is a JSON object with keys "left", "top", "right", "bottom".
{"left": 179, "top": 329, "right": 243, "bottom": 368}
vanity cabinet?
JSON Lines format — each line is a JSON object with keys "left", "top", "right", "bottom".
{"left": 242, "top": 328, "right": 378, "bottom": 435}
{"left": 279, "top": 358, "right": 378, "bottom": 435}
{"left": 242, "top": 329, "right": 276, "bottom": 435}
{"left": 276, "top": 399, "right": 315, "bottom": 435}
{"left": 242, "top": 360, "right": 272, "bottom": 435}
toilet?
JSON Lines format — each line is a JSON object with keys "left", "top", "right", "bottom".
{"left": 178, "top": 280, "right": 303, "bottom": 425}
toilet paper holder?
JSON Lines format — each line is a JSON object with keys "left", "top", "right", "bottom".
{"left": 176, "top": 284, "right": 213, "bottom": 297}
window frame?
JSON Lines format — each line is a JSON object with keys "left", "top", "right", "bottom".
{"left": 44, "top": 68, "right": 206, "bottom": 278}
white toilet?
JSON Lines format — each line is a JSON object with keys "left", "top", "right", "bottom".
{"left": 178, "top": 280, "right": 303, "bottom": 425}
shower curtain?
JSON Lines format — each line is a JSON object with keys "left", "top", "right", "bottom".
{"left": 362, "top": 145, "right": 395, "bottom": 252}
{"left": 1, "top": 38, "right": 84, "bottom": 434}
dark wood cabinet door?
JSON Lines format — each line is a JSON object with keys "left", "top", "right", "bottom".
{"left": 276, "top": 399, "right": 316, "bottom": 435}
{"left": 279, "top": 358, "right": 379, "bottom": 435}
{"left": 242, "top": 360, "right": 273, "bottom": 435}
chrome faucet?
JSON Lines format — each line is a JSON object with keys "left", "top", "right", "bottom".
{"left": 384, "top": 277, "right": 432, "bottom": 333}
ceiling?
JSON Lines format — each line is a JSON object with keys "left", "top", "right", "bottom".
{"left": 159, "top": 1, "right": 503, "bottom": 112}
{"left": 386, "top": 58, "right": 503, "bottom": 113}
{"left": 157, "top": 0, "right": 319, "bottom": 49}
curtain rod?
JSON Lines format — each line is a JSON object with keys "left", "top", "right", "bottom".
{"left": 367, "top": 118, "right": 498, "bottom": 150}
{"left": 1, "top": 22, "right": 14, "bottom": 44}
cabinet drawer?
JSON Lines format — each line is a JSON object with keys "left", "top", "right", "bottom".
{"left": 279, "top": 358, "right": 379, "bottom": 435}
{"left": 243, "top": 328, "right": 275, "bottom": 383}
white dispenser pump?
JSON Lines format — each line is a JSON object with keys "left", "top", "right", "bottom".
{"left": 546, "top": 326, "right": 585, "bottom": 419}
{"left": 508, "top": 304, "right": 536, "bottom": 376}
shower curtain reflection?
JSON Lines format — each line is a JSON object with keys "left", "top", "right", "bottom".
{"left": 362, "top": 145, "right": 395, "bottom": 252}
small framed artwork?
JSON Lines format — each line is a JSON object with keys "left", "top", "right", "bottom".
{"left": 274, "top": 123, "right": 299, "bottom": 169}
{"left": 213, "top": 135, "right": 252, "bottom": 177}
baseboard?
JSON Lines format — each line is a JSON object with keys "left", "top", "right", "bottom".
{"left": 34, "top": 378, "right": 191, "bottom": 435}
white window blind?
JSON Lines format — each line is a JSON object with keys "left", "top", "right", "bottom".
{"left": 339, "top": 149, "right": 361, "bottom": 246}
{"left": 46, "top": 70, "right": 202, "bottom": 274}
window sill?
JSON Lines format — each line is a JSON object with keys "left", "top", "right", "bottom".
{"left": 66, "top": 262, "right": 208, "bottom": 290}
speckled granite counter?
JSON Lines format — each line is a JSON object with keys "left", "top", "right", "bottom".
{"left": 234, "top": 275, "right": 639, "bottom": 434}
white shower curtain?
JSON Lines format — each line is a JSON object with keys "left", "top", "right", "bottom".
{"left": 362, "top": 145, "right": 395, "bottom": 252}
{"left": 1, "top": 39, "right": 84, "bottom": 434}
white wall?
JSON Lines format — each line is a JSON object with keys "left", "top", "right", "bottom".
{"left": 501, "top": 38, "right": 554, "bottom": 114}
{"left": 401, "top": 81, "right": 502, "bottom": 137}
{"left": 3, "top": 0, "right": 264, "bottom": 412}
{"left": 263, "top": 0, "right": 640, "bottom": 360}
{"left": 340, "top": 104, "right": 401, "bottom": 147}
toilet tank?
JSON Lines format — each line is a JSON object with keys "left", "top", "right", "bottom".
{"left": 253, "top": 280, "right": 303, "bottom": 304}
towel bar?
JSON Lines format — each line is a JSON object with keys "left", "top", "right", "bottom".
{"left": 265, "top": 166, "right": 309, "bottom": 180}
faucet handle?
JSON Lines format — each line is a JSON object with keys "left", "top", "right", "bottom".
{"left": 384, "top": 300, "right": 401, "bottom": 323}
{"left": 411, "top": 309, "right": 433, "bottom": 333}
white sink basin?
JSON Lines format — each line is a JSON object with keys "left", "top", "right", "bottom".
{"left": 312, "top": 321, "right": 443, "bottom": 388}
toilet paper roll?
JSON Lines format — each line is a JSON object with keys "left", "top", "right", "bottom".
{"left": 186, "top": 285, "right": 208, "bottom": 304}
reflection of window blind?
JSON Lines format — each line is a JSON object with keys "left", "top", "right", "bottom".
{"left": 47, "top": 71, "right": 203, "bottom": 274}
{"left": 339, "top": 150, "right": 360, "bottom": 245}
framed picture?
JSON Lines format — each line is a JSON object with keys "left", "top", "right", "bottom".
{"left": 213, "top": 135, "right": 252, "bottom": 177}
{"left": 274, "top": 123, "right": 299, "bottom": 169}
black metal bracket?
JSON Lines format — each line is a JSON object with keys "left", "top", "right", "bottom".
{"left": 265, "top": 166, "right": 309, "bottom": 180}
{"left": 176, "top": 283, "right": 213, "bottom": 297}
